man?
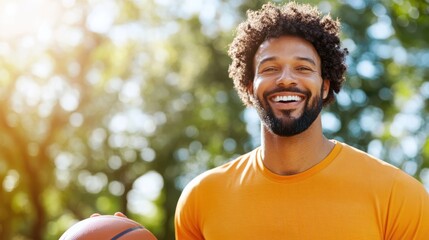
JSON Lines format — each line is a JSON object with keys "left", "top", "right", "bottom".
{"left": 175, "top": 2, "right": 429, "bottom": 240}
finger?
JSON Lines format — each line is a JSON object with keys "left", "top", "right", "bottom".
{"left": 114, "top": 212, "right": 127, "bottom": 218}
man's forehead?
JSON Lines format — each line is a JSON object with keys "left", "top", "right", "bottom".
{"left": 254, "top": 36, "right": 321, "bottom": 64}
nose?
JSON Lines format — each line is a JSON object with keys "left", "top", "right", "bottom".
{"left": 276, "top": 68, "right": 297, "bottom": 87}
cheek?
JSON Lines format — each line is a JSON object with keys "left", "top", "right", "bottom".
{"left": 249, "top": 77, "right": 266, "bottom": 105}
{"left": 251, "top": 77, "right": 263, "bottom": 96}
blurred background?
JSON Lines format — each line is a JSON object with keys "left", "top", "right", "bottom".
{"left": 0, "top": 0, "right": 428, "bottom": 239}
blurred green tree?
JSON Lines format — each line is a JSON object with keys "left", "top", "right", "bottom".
{"left": 0, "top": 0, "right": 428, "bottom": 239}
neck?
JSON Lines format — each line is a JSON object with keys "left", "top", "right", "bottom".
{"left": 260, "top": 115, "right": 334, "bottom": 175}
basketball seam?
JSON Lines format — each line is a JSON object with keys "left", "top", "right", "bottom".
{"left": 111, "top": 226, "right": 144, "bottom": 240}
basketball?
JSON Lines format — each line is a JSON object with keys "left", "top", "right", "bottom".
{"left": 60, "top": 215, "right": 157, "bottom": 240}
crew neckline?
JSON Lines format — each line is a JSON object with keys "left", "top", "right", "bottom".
{"left": 255, "top": 140, "right": 342, "bottom": 183}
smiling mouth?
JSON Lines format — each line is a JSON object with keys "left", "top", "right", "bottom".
{"left": 272, "top": 95, "right": 303, "bottom": 103}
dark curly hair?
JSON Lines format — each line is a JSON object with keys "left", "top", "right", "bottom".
{"left": 228, "top": 2, "right": 348, "bottom": 107}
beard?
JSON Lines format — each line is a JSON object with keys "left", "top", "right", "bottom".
{"left": 253, "top": 86, "right": 324, "bottom": 137}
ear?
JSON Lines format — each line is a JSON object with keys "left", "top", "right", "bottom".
{"left": 322, "top": 79, "right": 330, "bottom": 100}
{"left": 246, "top": 80, "right": 257, "bottom": 106}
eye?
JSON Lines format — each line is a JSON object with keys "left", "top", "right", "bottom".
{"left": 296, "top": 66, "right": 314, "bottom": 72}
{"left": 260, "top": 66, "right": 278, "bottom": 73}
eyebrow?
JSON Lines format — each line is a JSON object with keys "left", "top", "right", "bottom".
{"left": 256, "top": 56, "right": 276, "bottom": 68}
{"left": 296, "top": 57, "right": 316, "bottom": 66}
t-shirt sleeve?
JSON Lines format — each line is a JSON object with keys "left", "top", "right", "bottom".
{"left": 385, "top": 171, "right": 429, "bottom": 239}
{"left": 175, "top": 178, "right": 205, "bottom": 240}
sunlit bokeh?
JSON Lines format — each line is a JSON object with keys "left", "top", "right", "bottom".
{"left": 0, "top": 0, "right": 428, "bottom": 239}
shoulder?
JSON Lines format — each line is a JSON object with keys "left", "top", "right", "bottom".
{"left": 182, "top": 149, "right": 257, "bottom": 194}
{"left": 338, "top": 142, "right": 395, "bottom": 169}
{"left": 336, "top": 142, "right": 401, "bottom": 177}
{"left": 336, "top": 141, "right": 427, "bottom": 191}
{"left": 177, "top": 149, "right": 258, "bottom": 200}
{"left": 175, "top": 150, "right": 256, "bottom": 231}
{"left": 336, "top": 142, "right": 429, "bottom": 238}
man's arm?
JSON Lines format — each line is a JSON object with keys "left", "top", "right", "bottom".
{"left": 385, "top": 171, "right": 429, "bottom": 239}
{"left": 175, "top": 179, "right": 205, "bottom": 240}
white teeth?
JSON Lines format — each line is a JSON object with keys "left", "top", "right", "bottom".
{"left": 273, "top": 95, "right": 302, "bottom": 102}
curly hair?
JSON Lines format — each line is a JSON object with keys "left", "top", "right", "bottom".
{"left": 228, "top": 2, "right": 348, "bottom": 107}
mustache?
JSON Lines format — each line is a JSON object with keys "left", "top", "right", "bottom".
{"left": 262, "top": 86, "right": 310, "bottom": 100}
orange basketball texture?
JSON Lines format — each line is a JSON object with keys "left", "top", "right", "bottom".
{"left": 60, "top": 215, "right": 157, "bottom": 240}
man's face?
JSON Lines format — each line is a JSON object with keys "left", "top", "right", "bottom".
{"left": 251, "top": 35, "right": 329, "bottom": 137}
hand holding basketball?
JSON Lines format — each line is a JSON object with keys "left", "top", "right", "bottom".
{"left": 60, "top": 214, "right": 157, "bottom": 240}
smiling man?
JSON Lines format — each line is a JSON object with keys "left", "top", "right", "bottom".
{"left": 253, "top": 35, "right": 327, "bottom": 138}
{"left": 175, "top": 2, "right": 429, "bottom": 239}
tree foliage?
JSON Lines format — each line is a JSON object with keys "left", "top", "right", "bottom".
{"left": 0, "top": 0, "right": 427, "bottom": 239}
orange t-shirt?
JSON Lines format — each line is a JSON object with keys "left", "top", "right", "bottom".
{"left": 175, "top": 141, "right": 429, "bottom": 239}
